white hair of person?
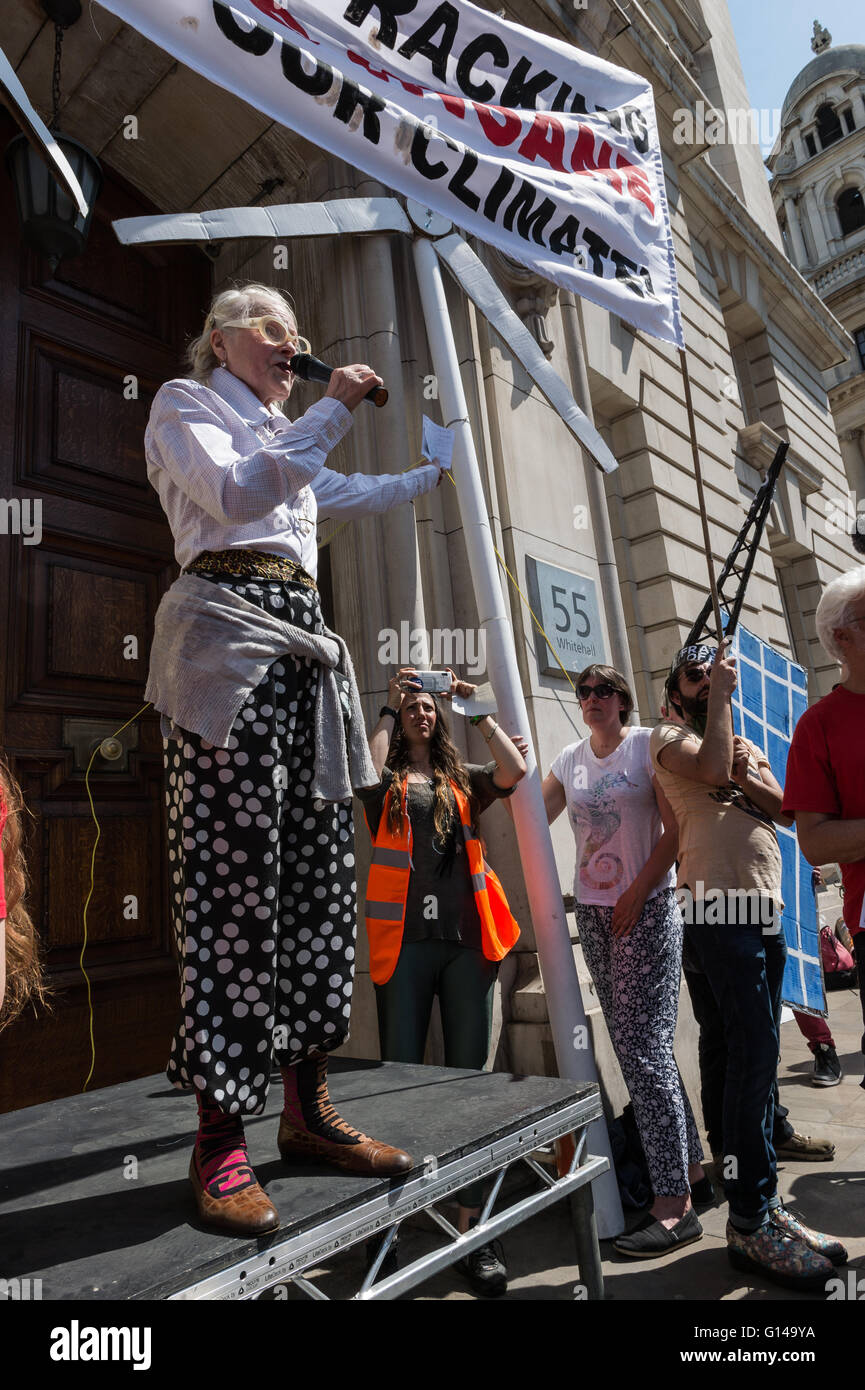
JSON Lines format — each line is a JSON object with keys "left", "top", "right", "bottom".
{"left": 185, "top": 282, "right": 311, "bottom": 383}
{"left": 815, "top": 564, "right": 865, "bottom": 663}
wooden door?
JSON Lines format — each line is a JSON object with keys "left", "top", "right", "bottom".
{"left": 0, "top": 111, "right": 211, "bottom": 1110}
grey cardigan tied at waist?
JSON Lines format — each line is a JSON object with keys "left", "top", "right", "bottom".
{"left": 145, "top": 574, "right": 378, "bottom": 801}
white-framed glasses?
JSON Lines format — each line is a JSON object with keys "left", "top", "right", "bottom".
{"left": 221, "top": 315, "right": 310, "bottom": 351}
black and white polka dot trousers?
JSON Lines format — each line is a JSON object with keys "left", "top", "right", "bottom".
{"left": 577, "top": 888, "right": 703, "bottom": 1197}
{"left": 164, "top": 577, "right": 357, "bottom": 1116}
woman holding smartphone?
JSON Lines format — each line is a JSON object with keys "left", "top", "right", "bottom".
{"left": 359, "top": 667, "right": 526, "bottom": 1294}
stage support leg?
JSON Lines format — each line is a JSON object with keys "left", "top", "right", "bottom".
{"left": 569, "top": 1186, "right": 605, "bottom": 1301}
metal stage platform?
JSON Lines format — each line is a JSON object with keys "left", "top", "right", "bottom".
{"left": 0, "top": 1059, "right": 607, "bottom": 1301}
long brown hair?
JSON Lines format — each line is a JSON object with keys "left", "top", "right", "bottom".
{"left": 386, "top": 697, "right": 480, "bottom": 845}
{"left": 0, "top": 758, "right": 47, "bottom": 1031}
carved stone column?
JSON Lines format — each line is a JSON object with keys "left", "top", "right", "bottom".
{"left": 840, "top": 428, "right": 865, "bottom": 496}
{"left": 802, "top": 184, "right": 831, "bottom": 262}
{"left": 783, "top": 195, "right": 809, "bottom": 269}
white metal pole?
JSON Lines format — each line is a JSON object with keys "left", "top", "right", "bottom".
{"left": 412, "top": 233, "right": 623, "bottom": 1237}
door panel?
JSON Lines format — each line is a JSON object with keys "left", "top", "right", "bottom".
{"left": 0, "top": 110, "right": 210, "bottom": 1110}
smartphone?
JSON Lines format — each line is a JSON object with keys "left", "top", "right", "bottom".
{"left": 410, "top": 670, "right": 452, "bottom": 694}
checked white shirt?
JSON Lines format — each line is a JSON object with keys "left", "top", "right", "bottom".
{"left": 145, "top": 366, "right": 440, "bottom": 576}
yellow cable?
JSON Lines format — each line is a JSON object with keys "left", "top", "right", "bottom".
{"left": 80, "top": 701, "right": 153, "bottom": 1091}
{"left": 492, "top": 544, "right": 577, "bottom": 693}
{"left": 441, "top": 471, "right": 576, "bottom": 691}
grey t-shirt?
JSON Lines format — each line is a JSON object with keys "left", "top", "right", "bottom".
{"left": 357, "top": 763, "right": 515, "bottom": 947}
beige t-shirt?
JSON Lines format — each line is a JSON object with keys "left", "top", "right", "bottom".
{"left": 649, "top": 721, "right": 782, "bottom": 904}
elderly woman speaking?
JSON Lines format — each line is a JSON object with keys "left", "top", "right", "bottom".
{"left": 145, "top": 282, "right": 443, "bottom": 1235}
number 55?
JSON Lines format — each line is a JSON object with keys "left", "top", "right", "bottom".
{"left": 551, "top": 585, "right": 570, "bottom": 632}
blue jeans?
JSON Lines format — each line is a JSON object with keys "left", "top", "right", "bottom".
{"left": 683, "top": 914, "right": 787, "bottom": 1231}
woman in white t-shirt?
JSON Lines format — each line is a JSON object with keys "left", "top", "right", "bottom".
{"left": 542, "top": 664, "right": 708, "bottom": 1258}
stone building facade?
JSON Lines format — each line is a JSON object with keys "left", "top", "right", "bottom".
{"left": 0, "top": 0, "right": 854, "bottom": 1114}
{"left": 767, "top": 23, "right": 865, "bottom": 516}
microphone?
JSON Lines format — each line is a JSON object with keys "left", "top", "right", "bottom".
{"left": 288, "top": 352, "right": 388, "bottom": 408}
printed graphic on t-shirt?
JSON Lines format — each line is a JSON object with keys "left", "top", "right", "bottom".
{"left": 707, "top": 781, "right": 774, "bottom": 828}
{"left": 571, "top": 771, "right": 636, "bottom": 892}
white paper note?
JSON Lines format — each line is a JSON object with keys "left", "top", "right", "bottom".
{"left": 421, "top": 416, "right": 455, "bottom": 470}
{"left": 452, "top": 682, "right": 496, "bottom": 719}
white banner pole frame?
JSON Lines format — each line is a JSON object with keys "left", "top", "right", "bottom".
{"left": 412, "top": 224, "right": 623, "bottom": 1237}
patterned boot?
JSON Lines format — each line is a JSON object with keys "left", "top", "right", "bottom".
{"left": 278, "top": 1056, "right": 413, "bottom": 1176}
{"left": 190, "top": 1093, "right": 279, "bottom": 1236}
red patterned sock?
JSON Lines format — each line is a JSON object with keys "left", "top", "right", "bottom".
{"left": 193, "top": 1092, "right": 256, "bottom": 1198}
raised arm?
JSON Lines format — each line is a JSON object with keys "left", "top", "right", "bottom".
{"left": 367, "top": 670, "right": 411, "bottom": 779}
{"left": 731, "top": 742, "right": 793, "bottom": 827}
{"left": 656, "top": 644, "right": 737, "bottom": 786}
{"left": 312, "top": 462, "right": 443, "bottom": 520}
{"left": 478, "top": 718, "right": 527, "bottom": 789}
{"left": 146, "top": 381, "right": 353, "bottom": 526}
{"left": 442, "top": 672, "right": 526, "bottom": 790}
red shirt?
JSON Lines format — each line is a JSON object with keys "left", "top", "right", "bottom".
{"left": 782, "top": 686, "right": 865, "bottom": 936}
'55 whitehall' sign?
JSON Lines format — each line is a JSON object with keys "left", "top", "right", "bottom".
{"left": 525, "top": 556, "right": 604, "bottom": 677}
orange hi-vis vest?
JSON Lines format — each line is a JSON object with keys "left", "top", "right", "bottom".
{"left": 364, "top": 778, "right": 520, "bottom": 985}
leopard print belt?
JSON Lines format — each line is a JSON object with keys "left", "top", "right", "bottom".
{"left": 185, "top": 549, "right": 318, "bottom": 591}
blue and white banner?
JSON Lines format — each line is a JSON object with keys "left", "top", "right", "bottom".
{"left": 731, "top": 628, "right": 825, "bottom": 1017}
{"left": 98, "top": 0, "right": 684, "bottom": 349}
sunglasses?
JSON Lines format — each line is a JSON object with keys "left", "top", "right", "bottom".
{"left": 221, "top": 315, "right": 309, "bottom": 350}
{"left": 577, "top": 682, "right": 618, "bottom": 701}
{"left": 681, "top": 665, "right": 711, "bottom": 683}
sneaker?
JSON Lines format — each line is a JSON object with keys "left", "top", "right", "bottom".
{"left": 456, "top": 1239, "right": 508, "bottom": 1297}
{"left": 726, "top": 1219, "right": 834, "bottom": 1290}
{"left": 770, "top": 1206, "right": 847, "bottom": 1265}
{"left": 774, "top": 1130, "right": 835, "bottom": 1162}
{"left": 812, "top": 1044, "right": 842, "bottom": 1087}
{"left": 614, "top": 1206, "right": 702, "bottom": 1258}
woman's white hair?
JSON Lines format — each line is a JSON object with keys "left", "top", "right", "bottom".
{"left": 185, "top": 282, "right": 310, "bottom": 382}
{"left": 815, "top": 565, "right": 865, "bottom": 663}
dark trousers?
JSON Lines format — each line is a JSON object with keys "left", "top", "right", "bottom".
{"left": 376, "top": 940, "right": 498, "bottom": 1207}
{"left": 683, "top": 917, "right": 787, "bottom": 1230}
{"left": 683, "top": 963, "right": 794, "bottom": 1153}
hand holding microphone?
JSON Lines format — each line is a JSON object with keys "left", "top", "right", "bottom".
{"left": 290, "top": 352, "right": 387, "bottom": 410}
